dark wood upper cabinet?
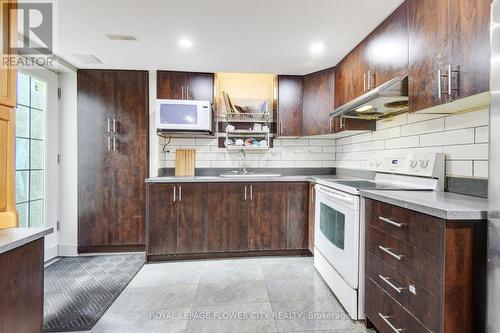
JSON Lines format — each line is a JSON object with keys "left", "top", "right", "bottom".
{"left": 347, "top": 41, "right": 371, "bottom": 101}
{"left": 366, "top": 1, "right": 409, "bottom": 88}
{"left": 449, "top": 0, "right": 491, "bottom": 99}
{"left": 277, "top": 75, "right": 303, "bottom": 137}
{"left": 409, "top": 0, "right": 490, "bottom": 112}
{"left": 334, "top": 60, "right": 349, "bottom": 109}
{"left": 408, "top": 0, "right": 451, "bottom": 111}
{"left": 248, "top": 183, "right": 287, "bottom": 250}
{"left": 157, "top": 70, "right": 214, "bottom": 102}
{"left": 207, "top": 183, "right": 249, "bottom": 252}
{"left": 78, "top": 70, "right": 148, "bottom": 252}
{"left": 303, "top": 68, "right": 335, "bottom": 136}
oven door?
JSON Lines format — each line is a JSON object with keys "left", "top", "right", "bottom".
{"left": 156, "top": 99, "right": 211, "bottom": 132}
{"left": 314, "top": 185, "right": 360, "bottom": 289}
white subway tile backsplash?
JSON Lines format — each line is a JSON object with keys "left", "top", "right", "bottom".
{"left": 443, "top": 144, "right": 489, "bottom": 160}
{"left": 372, "top": 127, "right": 401, "bottom": 141}
{"left": 309, "top": 139, "right": 335, "bottom": 146}
{"left": 385, "top": 136, "right": 420, "bottom": 149}
{"left": 420, "top": 128, "right": 474, "bottom": 147}
{"left": 475, "top": 126, "right": 489, "bottom": 143}
{"left": 446, "top": 161, "right": 473, "bottom": 177}
{"left": 400, "top": 118, "right": 444, "bottom": 136}
{"left": 444, "top": 109, "right": 489, "bottom": 130}
{"left": 474, "top": 161, "right": 489, "bottom": 178}
{"left": 376, "top": 113, "right": 407, "bottom": 130}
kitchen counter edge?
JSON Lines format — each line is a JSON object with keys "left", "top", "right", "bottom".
{"left": 145, "top": 175, "right": 332, "bottom": 183}
{"left": 360, "top": 190, "right": 488, "bottom": 220}
{"left": 0, "top": 227, "right": 54, "bottom": 254}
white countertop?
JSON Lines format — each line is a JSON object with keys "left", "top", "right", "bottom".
{"left": 145, "top": 175, "right": 344, "bottom": 183}
{"left": 360, "top": 190, "right": 488, "bottom": 220}
{"left": 0, "top": 227, "right": 53, "bottom": 254}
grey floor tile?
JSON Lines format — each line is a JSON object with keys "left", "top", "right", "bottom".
{"left": 271, "top": 299, "right": 359, "bottom": 332}
{"left": 129, "top": 262, "right": 204, "bottom": 287}
{"left": 91, "top": 311, "right": 188, "bottom": 333}
{"left": 199, "top": 260, "right": 264, "bottom": 284}
{"left": 265, "top": 276, "right": 334, "bottom": 302}
{"left": 108, "top": 284, "right": 198, "bottom": 313}
{"left": 260, "top": 261, "right": 315, "bottom": 280}
{"left": 194, "top": 280, "right": 269, "bottom": 306}
{"left": 185, "top": 302, "right": 276, "bottom": 333}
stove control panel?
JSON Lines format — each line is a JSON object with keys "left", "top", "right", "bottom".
{"left": 368, "top": 153, "right": 445, "bottom": 178}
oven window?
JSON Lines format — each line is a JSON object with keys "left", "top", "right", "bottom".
{"left": 160, "top": 104, "right": 198, "bottom": 124}
{"left": 320, "top": 203, "right": 345, "bottom": 250}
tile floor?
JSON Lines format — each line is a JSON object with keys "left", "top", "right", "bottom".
{"left": 77, "top": 256, "right": 373, "bottom": 333}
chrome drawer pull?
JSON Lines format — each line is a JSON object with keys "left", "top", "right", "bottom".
{"left": 379, "top": 216, "right": 405, "bottom": 228}
{"left": 378, "top": 246, "right": 404, "bottom": 260}
{"left": 378, "top": 313, "right": 403, "bottom": 333}
{"left": 378, "top": 275, "right": 404, "bottom": 293}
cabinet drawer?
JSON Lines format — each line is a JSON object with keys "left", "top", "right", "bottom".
{"left": 366, "top": 277, "right": 432, "bottom": 333}
{"left": 366, "top": 250, "right": 441, "bottom": 332}
{"left": 366, "top": 225, "right": 441, "bottom": 296}
{"left": 366, "top": 199, "right": 444, "bottom": 257}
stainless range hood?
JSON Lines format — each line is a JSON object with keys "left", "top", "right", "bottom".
{"left": 330, "top": 76, "right": 409, "bottom": 120}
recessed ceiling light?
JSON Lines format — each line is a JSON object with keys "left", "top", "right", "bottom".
{"left": 310, "top": 42, "right": 324, "bottom": 55}
{"left": 105, "top": 34, "right": 138, "bottom": 41}
{"left": 179, "top": 38, "right": 193, "bottom": 48}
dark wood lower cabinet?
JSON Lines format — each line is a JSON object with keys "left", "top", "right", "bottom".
{"left": 0, "top": 239, "right": 44, "bottom": 333}
{"left": 365, "top": 198, "right": 486, "bottom": 333}
{"left": 146, "top": 182, "right": 310, "bottom": 261}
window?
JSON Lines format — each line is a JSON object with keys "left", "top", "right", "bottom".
{"left": 15, "top": 73, "right": 47, "bottom": 227}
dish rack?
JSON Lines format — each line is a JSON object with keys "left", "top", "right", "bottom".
{"left": 220, "top": 112, "right": 273, "bottom": 151}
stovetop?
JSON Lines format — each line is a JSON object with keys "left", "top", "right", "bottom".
{"left": 316, "top": 178, "right": 436, "bottom": 195}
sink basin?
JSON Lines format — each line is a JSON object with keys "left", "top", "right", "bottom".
{"left": 219, "top": 173, "right": 282, "bottom": 178}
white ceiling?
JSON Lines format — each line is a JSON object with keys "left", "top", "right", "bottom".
{"left": 54, "top": 0, "right": 404, "bottom": 75}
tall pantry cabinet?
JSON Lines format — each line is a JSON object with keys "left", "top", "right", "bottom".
{"left": 77, "top": 70, "right": 149, "bottom": 252}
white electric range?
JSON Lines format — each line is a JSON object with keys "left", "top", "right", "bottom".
{"left": 313, "top": 153, "right": 445, "bottom": 320}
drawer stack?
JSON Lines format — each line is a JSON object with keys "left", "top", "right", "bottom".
{"left": 364, "top": 199, "right": 486, "bottom": 333}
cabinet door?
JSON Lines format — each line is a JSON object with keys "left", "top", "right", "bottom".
{"left": 308, "top": 183, "right": 315, "bottom": 252}
{"left": 207, "top": 183, "right": 248, "bottom": 252}
{"left": 346, "top": 41, "right": 371, "bottom": 100}
{"left": 177, "top": 183, "right": 208, "bottom": 253}
{"left": 186, "top": 72, "right": 214, "bottom": 102}
{"left": 0, "top": 114, "right": 8, "bottom": 212}
{"left": 303, "top": 68, "right": 335, "bottom": 136}
{"left": 334, "top": 60, "right": 349, "bottom": 109}
{"left": 0, "top": 0, "right": 16, "bottom": 108}
{"left": 248, "top": 183, "right": 287, "bottom": 250}
{"left": 146, "top": 184, "right": 178, "bottom": 255}
{"left": 408, "top": 0, "right": 450, "bottom": 112}
{"left": 157, "top": 71, "right": 186, "bottom": 99}
{"left": 277, "top": 75, "right": 303, "bottom": 137}
{"left": 450, "top": 0, "right": 490, "bottom": 99}
{"left": 78, "top": 70, "right": 117, "bottom": 248}
{"left": 112, "top": 71, "right": 149, "bottom": 246}
{"left": 287, "top": 183, "right": 309, "bottom": 250}
{"left": 367, "top": 1, "right": 409, "bottom": 88}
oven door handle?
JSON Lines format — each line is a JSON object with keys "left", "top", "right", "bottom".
{"left": 315, "top": 186, "right": 354, "bottom": 205}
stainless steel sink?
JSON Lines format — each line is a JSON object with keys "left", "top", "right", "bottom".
{"left": 219, "top": 173, "right": 281, "bottom": 178}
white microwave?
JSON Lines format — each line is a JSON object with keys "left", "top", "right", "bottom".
{"left": 156, "top": 99, "right": 212, "bottom": 133}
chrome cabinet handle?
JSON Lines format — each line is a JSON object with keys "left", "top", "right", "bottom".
{"left": 363, "top": 72, "right": 367, "bottom": 92}
{"left": 107, "top": 136, "right": 111, "bottom": 151}
{"left": 378, "top": 275, "right": 404, "bottom": 293}
{"left": 378, "top": 313, "right": 403, "bottom": 333}
{"left": 112, "top": 137, "right": 117, "bottom": 151}
{"left": 367, "top": 70, "right": 371, "bottom": 91}
{"left": 378, "top": 246, "right": 404, "bottom": 260}
{"left": 113, "top": 118, "right": 117, "bottom": 133}
{"left": 447, "top": 65, "right": 453, "bottom": 99}
{"left": 250, "top": 185, "right": 253, "bottom": 201}
{"left": 438, "top": 68, "right": 451, "bottom": 98}
{"left": 379, "top": 216, "right": 405, "bottom": 228}
{"left": 438, "top": 69, "right": 443, "bottom": 98}
{"left": 244, "top": 185, "right": 247, "bottom": 201}
{"left": 178, "top": 185, "right": 182, "bottom": 202}
{"left": 173, "top": 186, "right": 176, "bottom": 202}
{"left": 107, "top": 118, "right": 111, "bottom": 133}
{"left": 449, "top": 65, "right": 461, "bottom": 97}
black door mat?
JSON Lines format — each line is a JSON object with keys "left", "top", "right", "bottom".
{"left": 43, "top": 254, "right": 144, "bottom": 332}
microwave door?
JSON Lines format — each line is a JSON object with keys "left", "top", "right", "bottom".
{"left": 160, "top": 103, "right": 199, "bottom": 130}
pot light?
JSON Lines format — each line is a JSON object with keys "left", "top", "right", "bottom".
{"left": 179, "top": 38, "right": 193, "bottom": 48}
{"left": 310, "top": 42, "right": 324, "bottom": 55}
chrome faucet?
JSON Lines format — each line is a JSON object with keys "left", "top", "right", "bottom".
{"left": 239, "top": 149, "right": 251, "bottom": 174}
